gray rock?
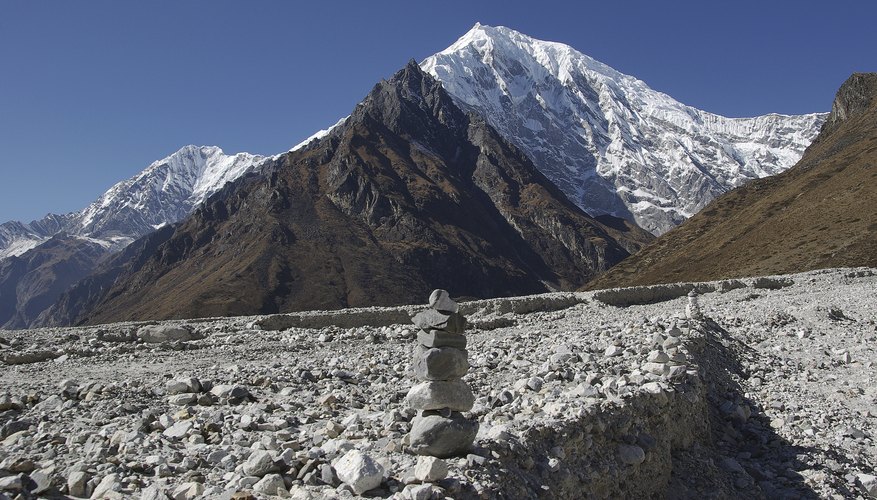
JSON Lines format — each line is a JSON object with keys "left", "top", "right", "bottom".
{"left": 243, "top": 450, "right": 276, "bottom": 477}
{"left": 90, "top": 473, "right": 120, "bottom": 499}
{"left": 618, "top": 444, "right": 645, "bottom": 465}
{"left": 162, "top": 420, "right": 193, "bottom": 439}
{"left": 170, "top": 482, "right": 204, "bottom": 500}
{"left": 646, "top": 350, "right": 669, "bottom": 363}
{"left": 417, "top": 330, "right": 466, "bottom": 349}
{"left": 667, "top": 365, "right": 687, "bottom": 379}
{"left": 0, "top": 475, "right": 22, "bottom": 492}
{"left": 409, "top": 411, "right": 478, "bottom": 458}
{"left": 2, "top": 350, "right": 59, "bottom": 365}
{"left": 858, "top": 473, "right": 877, "bottom": 496}
{"left": 67, "top": 471, "right": 89, "bottom": 497}
{"left": 413, "top": 346, "right": 469, "bottom": 381}
{"left": 0, "top": 457, "right": 34, "bottom": 473}
{"left": 209, "top": 384, "right": 250, "bottom": 402}
{"left": 414, "top": 456, "right": 448, "bottom": 482}
{"left": 642, "top": 362, "right": 668, "bottom": 376}
{"left": 253, "top": 473, "right": 287, "bottom": 496}
{"left": 406, "top": 379, "right": 475, "bottom": 411}
{"left": 604, "top": 345, "right": 623, "bottom": 357}
{"left": 404, "top": 483, "right": 435, "bottom": 500}
{"left": 140, "top": 485, "right": 167, "bottom": 500}
{"left": 467, "top": 453, "right": 487, "bottom": 467}
{"left": 320, "top": 464, "right": 339, "bottom": 486}
{"left": 663, "top": 336, "right": 681, "bottom": 349}
{"left": 168, "top": 393, "right": 197, "bottom": 406}
{"left": 719, "top": 457, "right": 746, "bottom": 474}
{"left": 334, "top": 450, "right": 384, "bottom": 495}
{"left": 686, "top": 291, "right": 702, "bottom": 319}
{"left": 137, "top": 325, "right": 202, "bottom": 343}
{"left": 549, "top": 352, "right": 573, "bottom": 367}
{"left": 752, "top": 277, "right": 794, "bottom": 290}
{"left": 0, "top": 393, "right": 19, "bottom": 411}
{"left": 29, "top": 470, "right": 51, "bottom": 494}
{"left": 412, "top": 309, "right": 467, "bottom": 334}
{"left": 526, "top": 376, "right": 544, "bottom": 392}
{"left": 166, "top": 377, "right": 201, "bottom": 394}
{"left": 429, "top": 289, "right": 459, "bottom": 313}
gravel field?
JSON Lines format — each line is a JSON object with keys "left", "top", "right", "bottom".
{"left": 1, "top": 268, "right": 875, "bottom": 499}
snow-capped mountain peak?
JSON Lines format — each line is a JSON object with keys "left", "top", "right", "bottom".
{"left": 422, "top": 23, "right": 827, "bottom": 234}
{"left": 0, "top": 145, "right": 265, "bottom": 259}
{"left": 74, "top": 145, "right": 265, "bottom": 239}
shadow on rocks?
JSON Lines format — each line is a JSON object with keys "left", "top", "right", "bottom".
{"left": 669, "top": 317, "right": 847, "bottom": 499}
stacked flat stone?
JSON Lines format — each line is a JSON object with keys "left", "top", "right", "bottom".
{"left": 406, "top": 290, "right": 478, "bottom": 458}
{"left": 686, "top": 289, "right": 703, "bottom": 320}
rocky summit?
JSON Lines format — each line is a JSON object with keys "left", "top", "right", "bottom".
{"left": 0, "top": 267, "right": 875, "bottom": 498}
{"left": 42, "top": 61, "right": 650, "bottom": 327}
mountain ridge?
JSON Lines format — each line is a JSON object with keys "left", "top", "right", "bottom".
{"left": 0, "top": 145, "right": 265, "bottom": 260}
{"left": 2, "top": 25, "right": 832, "bottom": 328}
{"left": 422, "top": 23, "right": 826, "bottom": 234}
{"left": 0, "top": 145, "right": 266, "bottom": 329}
{"left": 587, "top": 72, "right": 877, "bottom": 289}
{"left": 44, "top": 61, "right": 651, "bottom": 326}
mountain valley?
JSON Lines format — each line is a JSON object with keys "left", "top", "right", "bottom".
{"left": 0, "top": 19, "right": 876, "bottom": 500}
{"left": 0, "top": 24, "right": 831, "bottom": 329}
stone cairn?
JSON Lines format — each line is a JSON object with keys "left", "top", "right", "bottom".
{"left": 686, "top": 289, "right": 703, "bottom": 320}
{"left": 405, "top": 290, "right": 478, "bottom": 458}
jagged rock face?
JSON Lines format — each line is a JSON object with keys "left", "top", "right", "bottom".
{"left": 0, "top": 235, "right": 112, "bottom": 329}
{"left": 821, "top": 73, "right": 877, "bottom": 136}
{"left": 57, "top": 62, "right": 652, "bottom": 325}
{"left": 589, "top": 73, "right": 877, "bottom": 289}
{"left": 422, "top": 24, "right": 827, "bottom": 235}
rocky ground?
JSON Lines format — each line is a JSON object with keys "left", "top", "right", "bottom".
{"left": 0, "top": 268, "right": 875, "bottom": 499}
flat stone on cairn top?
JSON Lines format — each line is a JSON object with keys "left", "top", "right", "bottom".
{"left": 429, "top": 289, "right": 459, "bottom": 313}
{"left": 406, "top": 289, "right": 478, "bottom": 457}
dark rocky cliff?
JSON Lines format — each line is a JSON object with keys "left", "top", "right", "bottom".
{"left": 821, "top": 73, "right": 877, "bottom": 135}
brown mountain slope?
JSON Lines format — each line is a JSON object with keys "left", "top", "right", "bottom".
{"left": 588, "top": 73, "right": 877, "bottom": 289}
{"left": 54, "top": 61, "right": 651, "bottom": 325}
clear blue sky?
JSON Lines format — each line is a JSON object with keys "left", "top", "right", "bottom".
{"left": 1, "top": 0, "right": 874, "bottom": 223}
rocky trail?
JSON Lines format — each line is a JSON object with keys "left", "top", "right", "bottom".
{"left": 1, "top": 268, "right": 875, "bottom": 499}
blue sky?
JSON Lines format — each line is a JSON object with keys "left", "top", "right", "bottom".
{"left": 1, "top": 0, "right": 875, "bottom": 223}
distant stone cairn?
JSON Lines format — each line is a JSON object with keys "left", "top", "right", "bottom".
{"left": 686, "top": 289, "right": 703, "bottom": 320}
{"left": 405, "top": 290, "right": 478, "bottom": 457}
